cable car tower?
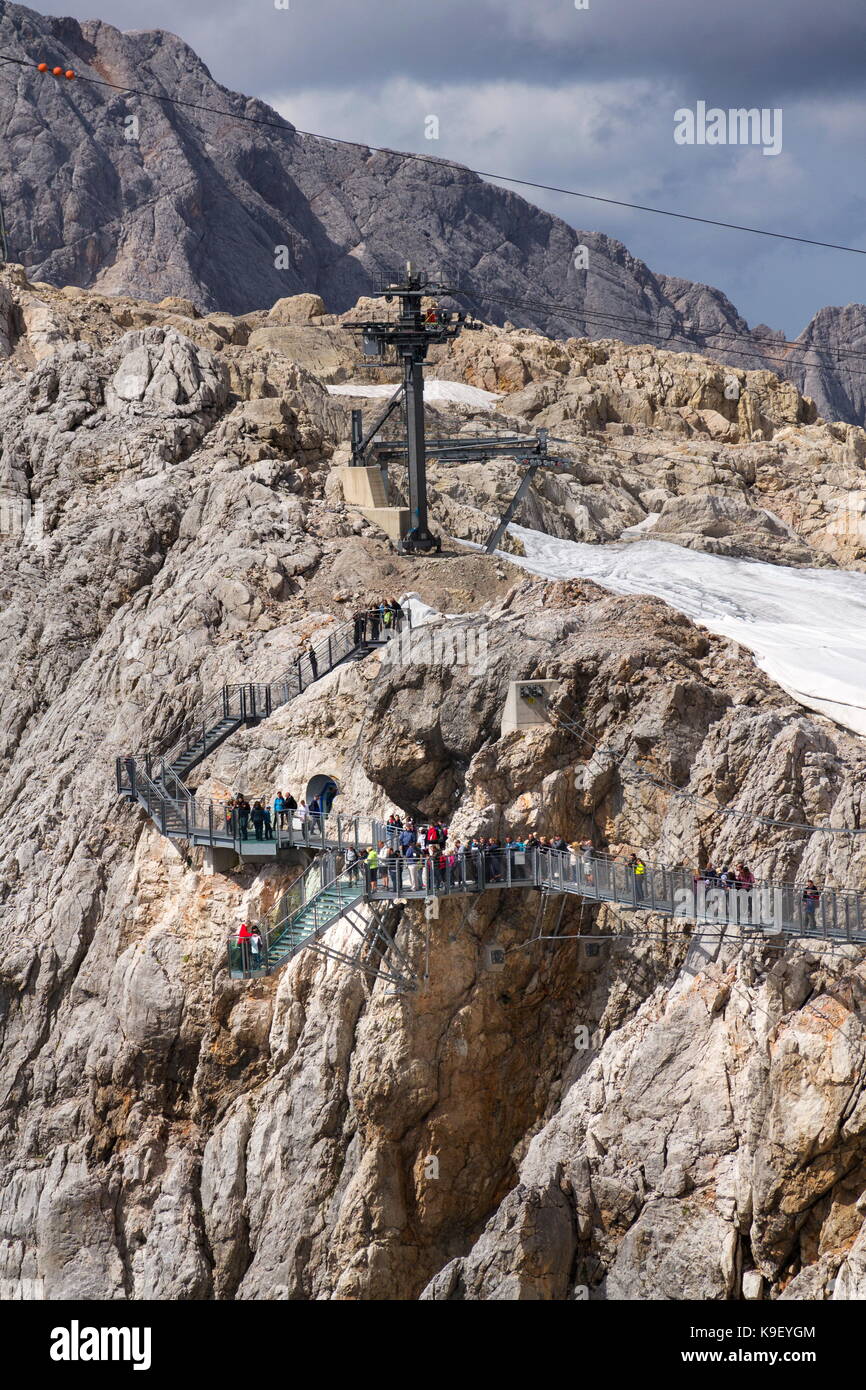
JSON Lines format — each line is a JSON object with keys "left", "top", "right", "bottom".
{"left": 344, "top": 264, "right": 572, "bottom": 554}
{"left": 344, "top": 264, "right": 473, "bottom": 552}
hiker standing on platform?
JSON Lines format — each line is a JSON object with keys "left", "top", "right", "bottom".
{"left": 353, "top": 609, "right": 367, "bottom": 644}
{"left": 308, "top": 645, "right": 318, "bottom": 681}
{"left": 369, "top": 606, "right": 381, "bottom": 641}
{"left": 626, "top": 852, "right": 646, "bottom": 900}
{"left": 405, "top": 841, "right": 421, "bottom": 890}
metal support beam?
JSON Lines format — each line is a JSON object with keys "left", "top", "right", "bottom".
{"left": 402, "top": 352, "right": 438, "bottom": 552}
{"left": 484, "top": 459, "right": 542, "bottom": 553}
{"left": 351, "top": 385, "right": 406, "bottom": 465}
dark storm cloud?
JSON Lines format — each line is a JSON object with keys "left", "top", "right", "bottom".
{"left": 31, "top": 0, "right": 866, "bottom": 104}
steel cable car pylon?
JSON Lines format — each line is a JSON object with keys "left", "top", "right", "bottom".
{"left": 345, "top": 264, "right": 573, "bottom": 554}
{"left": 344, "top": 263, "right": 477, "bottom": 553}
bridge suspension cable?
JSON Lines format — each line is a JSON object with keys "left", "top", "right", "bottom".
{"left": 522, "top": 684, "right": 866, "bottom": 837}
{"left": 1, "top": 48, "right": 864, "bottom": 262}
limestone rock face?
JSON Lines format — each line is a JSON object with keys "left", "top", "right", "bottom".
{"left": 2, "top": 268, "right": 866, "bottom": 1302}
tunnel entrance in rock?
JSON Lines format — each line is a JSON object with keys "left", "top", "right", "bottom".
{"left": 305, "top": 774, "right": 340, "bottom": 814}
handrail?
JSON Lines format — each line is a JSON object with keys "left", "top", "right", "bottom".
{"left": 157, "top": 608, "right": 409, "bottom": 770}
{"left": 228, "top": 840, "right": 866, "bottom": 982}
{"left": 117, "top": 610, "right": 410, "bottom": 829}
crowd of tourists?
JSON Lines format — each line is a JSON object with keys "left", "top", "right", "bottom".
{"left": 226, "top": 802, "right": 824, "bottom": 919}
{"left": 232, "top": 824, "right": 825, "bottom": 967}
{"left": 222, "top": 789, "right": 338, "bottom": 840}
{"left": 337, "top": 819, "right": 594, "bottom": 894}
{"left": 351, "top": 599, "right": 406, "bottom": 645}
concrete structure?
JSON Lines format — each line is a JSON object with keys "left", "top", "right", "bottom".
{"left": 338, "top": 464, "right": 388, "bottom": 509}
{"left": 204, "top": 846, "right": 240, "bottom": 875}
{"left": 337, "top": 465, "right": 410, "bottom": 546}
{"left": 501, "top": 680, "right": 558, "bottom": 735}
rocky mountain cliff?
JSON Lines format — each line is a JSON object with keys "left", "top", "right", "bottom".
{"left": 2, "top": 267, "right": 866, "bottom": 1300}
{"left": 0, "top": 2, "right": 864, "bottom": 424}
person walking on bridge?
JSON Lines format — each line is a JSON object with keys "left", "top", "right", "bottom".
{"left": 251, "top": 801, "right": 266, "bottom": 841}
{"left": 385, "top": 843, "right": 400, "bottom": 893}
{"left": 369, "top": 606, "right": 381, "bottom": 642}
{"left": 627, "top": 853, "right": 646, "bottom": 901}
{"left": 353, "top": 609, "right": 367, "bottom": 645}
{"left": 736, "top": 862, "right": 755, "bottom": 919}
{"left": 308, "top": 645, "right": 318, "bottom": 681}
{"left": 803, "top": 880, "right": 821, "bottom": 927}
{"left": 344, "top": 844, "right": 360, "bottom": 885}
{"left": 405, "top": 841, "right": 421, "bottom": 891}
{"left": 366, "top": 844, "right": 380, "bottom": 889}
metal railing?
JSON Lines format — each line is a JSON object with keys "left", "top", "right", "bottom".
{"left": 535, "top": 847, "right": 866, "bottom": 942}
{"left": 117, "top": 608, "right": 410, "bottom": 829}
{"left": 226, "top": 841, "right": 866, "bottom": 982}
{"left": 366, "top": 844, "right": 866, "bottom": 943}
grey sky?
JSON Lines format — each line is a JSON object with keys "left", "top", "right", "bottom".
{"left": 30, "top": 0, "right": 866, "bottom": 335}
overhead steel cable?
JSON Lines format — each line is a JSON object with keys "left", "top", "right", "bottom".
{"left": 0, "top": 48, "right": 865, "bottom": 259}
{"left": 460, "top": 290, "right": 866, "bottom": 366}
{"left": 454, "top": 289, "right": 866, "bottom": 377}
{"left": 3, "top": 48, "right": 866, "bottom": 389}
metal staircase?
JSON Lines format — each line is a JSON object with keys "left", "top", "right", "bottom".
{"left": 228, "top": 855, "right": 416, "bottom": 991}
{"left": 266, "top": 857, "right": 366, "bottom": 968}
{"left": 117, "top": 613, "right": 407, "bottom": 850}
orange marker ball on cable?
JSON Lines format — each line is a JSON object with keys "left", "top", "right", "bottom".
{"left": 65, "top": 70, "right": 75, "bottom": 79}
{"left": 37, "top": 62, "right": 48, "bottom": 72}
{"left": 51, "top": 67, "right": 62, "bottom": 76}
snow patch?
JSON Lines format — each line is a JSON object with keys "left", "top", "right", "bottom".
{"left": 497, "top": 525, "right": 866, "bottom": 739}
{"left": 328, "top": 380, "right": 501, "bottom": 410}
{"left": 620, "top": 512, "right": 661, "bottom": 539}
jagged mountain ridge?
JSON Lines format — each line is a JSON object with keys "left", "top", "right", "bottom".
{"left": 0, "top": 1, "right": 865, "bottom": 423}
